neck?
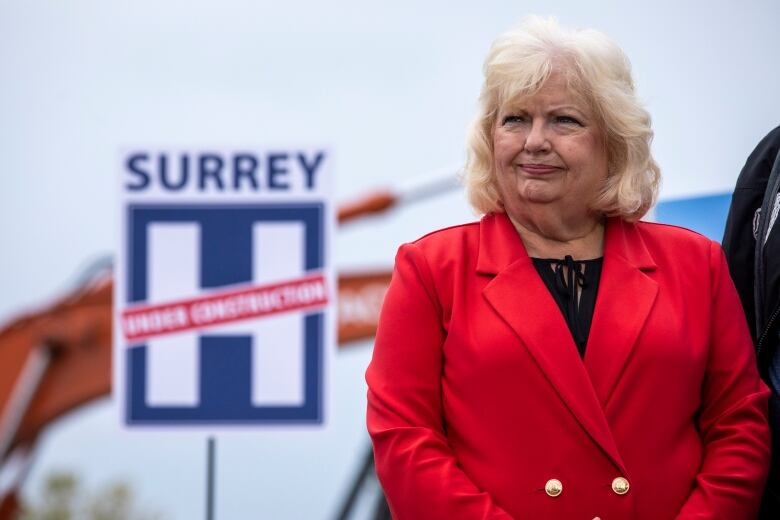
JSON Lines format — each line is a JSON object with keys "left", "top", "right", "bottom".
{"left": 507, "top": 211, "right": 605, "bottom": 260}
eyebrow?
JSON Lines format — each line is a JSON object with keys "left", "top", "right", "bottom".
{"left": 500, "top": 104, "right": 591, "bottom": 119}
{"left": 548, "top": 104, "right": 586, "bottom": 112}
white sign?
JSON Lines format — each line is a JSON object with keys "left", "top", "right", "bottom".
{"left": 114, "top": 149, "right": 334, "bottom": 428}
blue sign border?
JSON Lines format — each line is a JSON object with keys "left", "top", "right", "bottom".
{"left": 124, "top": 203, "right": 325, "bottom": 425}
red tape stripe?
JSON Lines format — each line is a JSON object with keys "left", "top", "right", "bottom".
{"left": 121, "top": 273, "right": 328, "bottom": 342}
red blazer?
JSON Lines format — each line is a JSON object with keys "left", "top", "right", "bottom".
{"left": 366, "top": 212, "right": 771, "bottom": 520}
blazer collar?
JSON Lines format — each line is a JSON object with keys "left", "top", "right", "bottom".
{"left": 476, "top": 212, "right": 656, "bottom": 274}
{"left": 476, "top": 212, "right": 527, "bottom": 274}
{"left": 478, "top": 212, "right": 658, "bottom": 475}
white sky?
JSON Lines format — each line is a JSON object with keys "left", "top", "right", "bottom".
{"left": 2, "top": 0, "right": 780, "bottom": 518}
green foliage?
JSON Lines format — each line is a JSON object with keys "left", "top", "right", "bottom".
{"left": 18, "top": 471, "right": 163, "bottom": 520}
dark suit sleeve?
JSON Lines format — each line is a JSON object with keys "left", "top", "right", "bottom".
{"left": 722, "top": 124, "right": 780, "bottom": 343}
{"left": 365, "top": 243, "right": 514, "bottom": 520}
{"left": 721, "top": 184, "right": 760, "bottom": 342}
{"left": 675, "top": 242, "right": 771, "bottom": 519}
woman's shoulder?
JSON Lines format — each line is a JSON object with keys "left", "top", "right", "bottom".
{"left": 395, "top": 220, "right": 482, "bottom": 274}
{"left": 631, "top": 219, "right": 720, "bottom": 264}
{"left": 410, "top": 221, "right": 481, "bottom": 248}
{"left": 634, "top": 220, "right": 714, "bottom": 247}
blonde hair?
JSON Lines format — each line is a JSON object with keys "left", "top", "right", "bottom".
{"left": 464, "top": 16, "right": 660, "bottom": 221}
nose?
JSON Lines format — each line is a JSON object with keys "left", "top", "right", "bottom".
{"left": 524, "top": 120, "right": 550, "bottom": 153}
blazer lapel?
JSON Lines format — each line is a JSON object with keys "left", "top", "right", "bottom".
{"left": 478, "top": 213, "right": 627, "bottom": 473}
{"left": 585, "top": 218, "right": 658, "bottom": 407}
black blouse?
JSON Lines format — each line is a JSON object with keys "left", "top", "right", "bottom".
{"left": 531, "top": 256, "right": 603, "bottom": 358}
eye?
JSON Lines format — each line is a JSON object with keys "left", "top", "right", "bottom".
{"left": 555, "top": 115, "right": 582, "bottom": 126}
{"left": 501, "top": 114, "right": 527, "bottom": 126}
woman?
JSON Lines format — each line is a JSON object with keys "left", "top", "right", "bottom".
{"left": 365, "top": 17, "right": 771, "bottom": 520}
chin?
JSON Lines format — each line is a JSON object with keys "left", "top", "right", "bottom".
{"left": 518, "top": 188, "right": 559, "bottom": 205}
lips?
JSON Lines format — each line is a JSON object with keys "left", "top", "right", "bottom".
{"left": 518, "top": 163, "right": 563, "bottom": 175}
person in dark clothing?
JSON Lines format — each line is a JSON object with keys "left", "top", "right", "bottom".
{"left": 722, "top": 125, "right": 780, "bottom": 519}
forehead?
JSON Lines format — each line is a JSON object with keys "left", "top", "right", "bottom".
{"left": 500, "top": 72, "right": 592, "bottom": 114}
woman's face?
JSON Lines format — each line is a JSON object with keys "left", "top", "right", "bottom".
{"left": 492, "top": 73, "right": 608, "bottom": 222}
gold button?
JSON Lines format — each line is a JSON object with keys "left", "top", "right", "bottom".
{"left": 612, "top": 477, "right": 630, "bottom": 495}
{"left": 545, "top": 479, "right": 563, "bottom": 497}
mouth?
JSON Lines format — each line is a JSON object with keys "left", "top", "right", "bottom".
{"left": 517, "top": 163, "right": 564, "bottom": 175}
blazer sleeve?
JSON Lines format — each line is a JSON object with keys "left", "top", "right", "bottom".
{"left": 365, "top": 243, "right": 514, "bottom": 520}
{"left": 675, "top": 241, "right": 772, "bottom": 520}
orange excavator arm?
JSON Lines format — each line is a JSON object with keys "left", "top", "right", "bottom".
{"left": 0, "top": 171, "right": 459, "bottom": 518}
{"left": 0, "top": 184, "right": 412, "bottom": 456}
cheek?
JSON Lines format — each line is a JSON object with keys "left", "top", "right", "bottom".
{"left": 567, "top": 139, "right": 607, "bottom": 174}
{"left": 492, "top": 132, "right": 523, "bottom": 163}
{"left": 579, "top": 133, "right": 608, "bottom": 167}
